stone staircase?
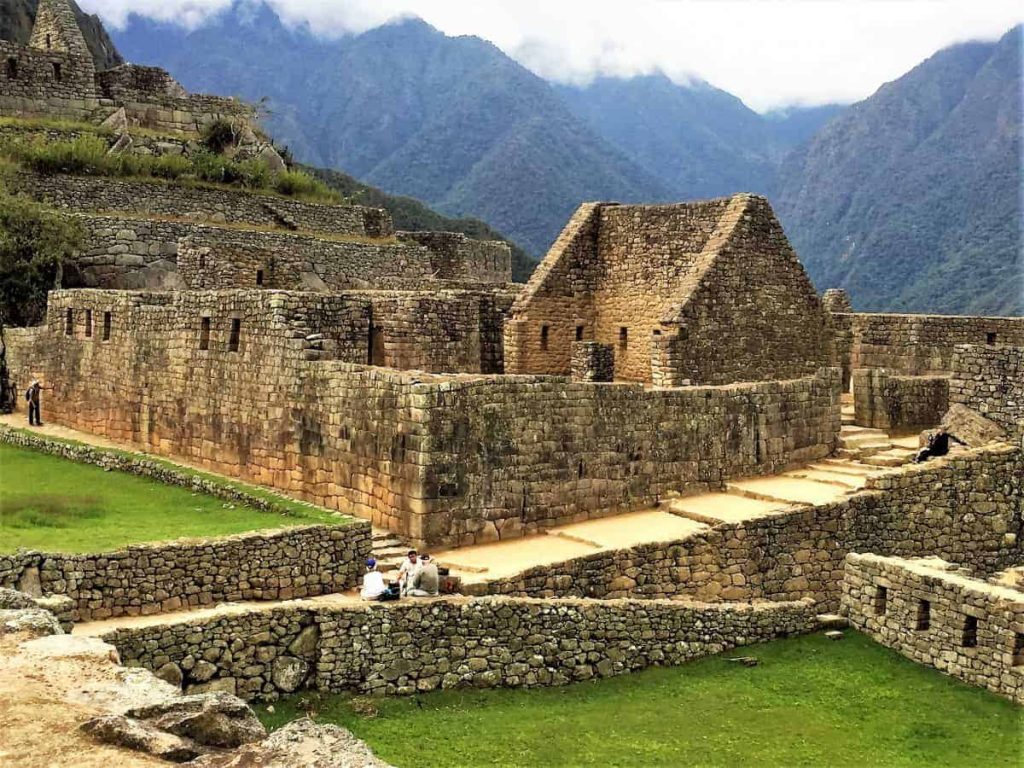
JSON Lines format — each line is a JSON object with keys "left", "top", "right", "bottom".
{"left": 371, "top": 528, "right": 411, "bottom": 574}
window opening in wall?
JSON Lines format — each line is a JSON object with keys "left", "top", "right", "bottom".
{"left": 987, "top": 332, "right": 997, "bottom": 345}
{"left": 198, "top": 253, "right": 206, "bottom": 270}
{"left": 199, "top": 317, "right": 211, "bottom": 351}
{"left": 6, "top": 58, "right": 17, "bottom": 79}
{"left": 228, "top": 318, "right": 241, "bottom": 352}
{"left": 1014, "top": 633, "right": 1024, "bottom": 666}
{"left": 874, "top": 585, "right": 888, "bottom": 615}
{"left": 256, "top": 269, "right": 264, "bottom": 287}
{"left": 540, "top": 325, "right": 549, "bottom": 350}
{"left": 51, "top": 62, "right": 61, "bottom": 81}
{"left": 619, "top": 327, "right": 628, "bottom": 349}
{"left": 575, "top": 325, "right": 584, "bottom": 341}
{"left": 84, "top": 309, "right": 92, "bottom": 338}
{"left": 916, "top": 599, "right": 931, "bottom": 631}
{"left": 64, "top": 308, "right": 72, "bottom": 336}
{"left": 45, "top": 34, "right": 51, "bottom": 49}
{"left": 102, "top": 311, "right": 111, "bottom": 341}
{"left": 961, "top": 615, "right": 978, "bottom": 648}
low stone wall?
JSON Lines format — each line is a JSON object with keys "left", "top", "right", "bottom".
{"left": 852, "top": 369, "right": 949, "bottom": 431}
{"left": 842, "top": 554, "right": 1024, "bottom": 704}
{"left": 12, "top": 172, "right": 392, "bottom": 239}
{"left": 481, "top": 446, "right": 1024, "bottom": 611}
{"left": 100, "top": 595, "right": 819, "bottom": 701}
{"left": 0, "top": 523, "right": 370, "bottom": 622}
{"left": 950, "top": 344, "right": 1024, "bottom": 442}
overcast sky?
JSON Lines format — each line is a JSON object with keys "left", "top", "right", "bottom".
{"left": 80, "top": 0, "right": 1023, "bottom": 111}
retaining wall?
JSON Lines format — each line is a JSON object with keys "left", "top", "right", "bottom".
{"left": 950, "top": 344, "right": 1024, "bottom": 442}
{"left": 842, "top": 553, "right": 1024, "bottom": 703}
{"left": 99, "top": 595, "right": 819, "bottom": 701}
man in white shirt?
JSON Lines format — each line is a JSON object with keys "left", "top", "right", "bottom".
{"left": 360, "top": 559, "right": 387, "bottom": 601}
{"left": 396, "top": 550, "right": 422, "bottom": 596}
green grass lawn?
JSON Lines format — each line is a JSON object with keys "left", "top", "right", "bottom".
{"left": 0, "top": 442, "right": 342, "bottom": 553}
{"left": 257, "top": 632, "right": 1023, "bottom": 768}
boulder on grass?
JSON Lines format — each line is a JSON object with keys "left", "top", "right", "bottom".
{"left": 81, "top": 714, "right": 205, "bottom": 763}
{"left": 126, "top": 691, "right": 266, "bottom": 749}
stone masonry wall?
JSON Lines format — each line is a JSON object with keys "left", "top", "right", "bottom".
{"left": 0, "top": 39, "right": 95, "bottom": 120}
{"left": 852, "top": 369, "right": 949, "bottom": 431}
{"left": 837, "top": 313, "right": 1024, "bottom": 375}
{"left": 8, "top": 290, "right": 838, "bottom": 547}
{"left": 0, "top": 522, "right": 371, "bottom": 622}
{"left": 482, "top": 446, "right": 1024, "bottom": 611}
{"left": 101, "top": 596, "right": 819, "bottom": 702}
{"left": 397, "top": 231, "right": 512, "bottom": 283}
{"left": 12, "top": 172, "right": 393, "bottom": 238}
{"left": 842, "top": 553, "right": 1024, "bottom": 703}
{"left": 950, "top": 344, "right": 1024, "bottom": 442}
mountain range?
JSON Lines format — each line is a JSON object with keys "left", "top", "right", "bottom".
{"left": 2, "top": 0, "right": 1020, "bottom": 313}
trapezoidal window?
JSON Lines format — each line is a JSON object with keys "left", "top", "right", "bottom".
{"left": 575, "top": 325, "right": 584, "bottom": 342}
{"left": 961, "top": 615, "right": 978, "bottom": 648}
{"left": 256, "top": 269, "right": 264, "bottom": 287}
{"left": 199, "top": 317, "right": 211, "bottom": 351}
{"left": 64, "top": 308, "right": 73, "bottom": 336}
{"left": 45, "top": 34, "right": 52, "bottom": 50}
{"left": 84, "top": 309, "right": 92, "bottom": 338}
{"left": 874, "top": 585, "right": 888, "bottom": 615}
{"left": 619, "top": 327, "right": 628, "bottom": 349}
{"left": 102, "top": 311, "right": 111, "bottom": 341}
{"left": 1013, "top": 633, "right": 1024, "bottom": 666}
{"left": 987, "top": 332, "right": 997, "bottom": 345}
{"left": 228, "top": 318, "right": 241, "bottom": 352}
{"left": 6, "top": 58, "right": 17, "bottom": 79}
{"left": 916, "top": 599, "right": 931, "bottom": 631}
{"left": 51, "top": 62, "right": 61, "bottom": 81}
{"left": 540, "top": 325, "right": 549, "bottom": 351}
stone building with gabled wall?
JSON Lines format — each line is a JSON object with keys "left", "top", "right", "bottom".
{"left": 504, "top": 194, "right": 832, "bottom": 386}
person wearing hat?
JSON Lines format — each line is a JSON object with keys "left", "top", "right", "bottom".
{"left": 406, "top": 553, "right": 440, "bottom": 597}
{"left": 25, "top": 380, "right": 43, "bottom": 426}
{"left": 360, "top": 558, "right": 388, "bottom": 601}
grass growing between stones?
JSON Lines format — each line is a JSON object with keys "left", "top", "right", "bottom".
{"left": 257, "top": 632, "right": 1022, "bottom": 768}
{"left": 0, "top": 442, "right": 342, "bottom": 553}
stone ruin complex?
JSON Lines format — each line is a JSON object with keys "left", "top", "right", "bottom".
{"left": 0, "top": 3, "right": 1022, "bottom": 763}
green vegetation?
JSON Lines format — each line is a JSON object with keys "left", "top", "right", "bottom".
{"left": 0, "top": 189, "right": 83, "bottom": 326}
{"left": 1, "top": 133, "right": 341, "bottom": 203}
{"left": 257, "top": 632, "right": 1022, "bottom": 768}
{"left": 0, "top": 442, "right": 343, "bottom": 553}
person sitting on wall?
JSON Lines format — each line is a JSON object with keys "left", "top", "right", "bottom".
{"left": 913, "top": 426, "right": 964, "bottom": 463}
{"left": 360, "top": 558, "right": 388, "bottom": 601}
{"left": 406, "top": 553, "right": 440, "bottom": 597}
{"left": 396, "top": 550, "right": 422, "bottom": 596}
{"left": 25, "top": 380, "right": 43, "bottom": 427}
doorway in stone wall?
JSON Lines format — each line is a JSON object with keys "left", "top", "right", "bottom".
{"left": 368, "top": 312, "right": 385, "bottom": 366}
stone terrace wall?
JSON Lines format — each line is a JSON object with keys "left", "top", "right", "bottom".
{"left": 101, "top": 596, "right": 819, "bottom": 701}
{"left": 482, "top": 446, "right": 1024, "bottom": 611}
{"left": 71, "top": 215, "right": 432, "bottom": 290}
{"left": 950, "top": 344, "right": 1024, "bottom": 442}
{"left": 418, "top": 368, "right": 840, "bottom": 545}
{"left": 836, "top": 313, "right": 1024, "bottom": 376}
{"left": 0, "top": 522, "right": 371, "bottom": 622}
{"left": 397, "top": 231, "right": 512, "bottom": 284}
{"left": 12, "top": 172, "right": 393, "bottom": 238}
{"left": 842, "top": 554, "right": 1024, "bottom": 703}
{"left": 852, "top": 369, "right": 949, "bottom": 431}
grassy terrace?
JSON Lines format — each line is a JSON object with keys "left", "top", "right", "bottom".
{"left": 258, "top": 633, "right": 1022, "bottom": 768}
{"left": 0, "top": 442, "right": 342, "bottom": 553}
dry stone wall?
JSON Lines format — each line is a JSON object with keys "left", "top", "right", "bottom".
{"left": 0, "top": 40, "right": 95, "bottom": 119}
{"left": 12, "top": 172, "right": 393, "bottom": 238}
{"left": 852, "top": 369, "right": 949, "bottom": 431}
{"left": 0, "top": 522, "right": 371, "bottom": 622}
{"left": 950, "top": 344, "right": 1024, "bottom": 442}
{"left": 397, "top": 231, "right": 512, "bottom": 283}
{"left": 100, "top": 596, "right": 819, "bottom": 702}
{"left": 842, "top": 554, "right": 1024, "bottom": 703}
{"left": 482, "top": 446, "right": 1024, "bottom": 611}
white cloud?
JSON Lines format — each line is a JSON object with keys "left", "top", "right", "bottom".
{"left": 79, "top": 0, "right": 1023, "bottom": 111}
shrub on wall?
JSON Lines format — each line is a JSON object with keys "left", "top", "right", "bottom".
{"left": 0, "top": 192, "right": 83, "bottom": 326}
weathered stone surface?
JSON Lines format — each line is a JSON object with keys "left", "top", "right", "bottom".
{"left": 126, "top": 691, "right": 266, "bottom": 748}
{"left": 939, "top": 403, "right": 1006, "bottom": 447}
{"left": 189, "top": 718, "right": 393, "bottom": 768}
{"left": 81, "top": 714, "right": 205, "bottom": 762}
{"left": 271, "top": 656, "right": 309, "bottom": 693}
{"left": 0, "top": 607, "right": 64, "bottom": 638}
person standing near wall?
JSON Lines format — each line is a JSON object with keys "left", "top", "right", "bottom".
{"left": 25, "top": 380, "right": 43, "bottom": 426}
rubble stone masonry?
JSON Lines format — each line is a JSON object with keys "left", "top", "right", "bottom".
{"left": 950, "top": 344, "right": 1024, "bottom": 442}
{"left": 842, "top": 553, "right": 1024, "bottom": 704}
{"left": 99, "top": 596, "right": 819, "bottom": 701}
{"left": 852, "top": 369, "right": 949, "bottom": 431}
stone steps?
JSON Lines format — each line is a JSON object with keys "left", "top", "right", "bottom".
{"left": 725, "top": 476, "right": 852, "bottom": 506}
{"left": 860, "top": 448, "right": 917, "bottom": 468}
{"left": 782, "top": 468, "right": 864, "bottom": 489}
{"left": 809, "top": 461, "right": 877, "bottom": 477}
